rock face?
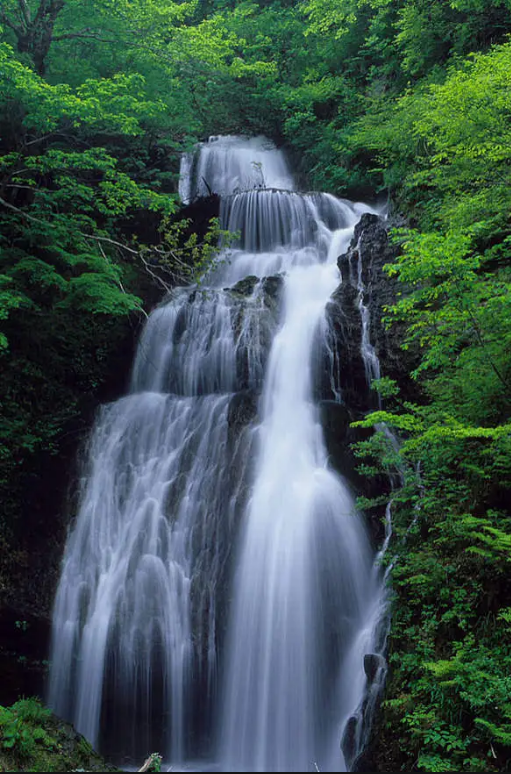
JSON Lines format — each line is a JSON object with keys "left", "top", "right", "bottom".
{"left": 325, "top": 280, "right": 369, "bottom": 413}
{"left": 228, "top": 274, "right": 283, "bottom": 393}
{"left": 321, "top": 213, "right": 418, "bottom": 543}
{"left": 228, "top": 390, "right": 259, "bottom": 443}
{"left": 334, "top": 213, "right": 416, "bottom": 402}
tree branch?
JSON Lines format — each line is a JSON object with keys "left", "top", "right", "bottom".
{"left": 0, "top": 194, "right": 44, "bottom": 225}
{"left": 0, "top": 11, "right": 22, "bottom": 35}
{"left": 0, "top": 195, "right": 194, "bottom": 289}
{"left": 18, "top": 0, "right": 32, "bottom": 27}
{"left": 33, "top": 0, "right": 66, "bottom": 27}
{"left": 53, "top": 28, "right": 120, "bottom": 44}
{"left": 98, "top": 241, "right": 148, "bottom": 319}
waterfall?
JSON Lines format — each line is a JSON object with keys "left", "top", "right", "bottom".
{"left": 49, "top": 135, "right": 388, "bottom": 772}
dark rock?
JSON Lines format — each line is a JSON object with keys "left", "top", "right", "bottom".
{"left": 364, "top": 652, "right": 386, "bottom": 683}
{"left": 325, "top": 283, "right": 370, "bottom": 413}
{"left": 320, "top": 400, "right": 352, "bottom": 442}
{"left": 229, "top": 275, "right": 259, "bottom": 297}
{"left": 0, "top": 698, "right": 118, "bottom": 772}
{"left": 322, "top": 214, "right": 418, "bottom": 551}
{"left": 0, "top": 606, "right": 50, "bottom": 707}
{"left": 228, "top": 277, "right": 283, "bottom": 392}
{"left": 228, "top": 274, "right": 283, "bottom": 307}
{"left": 336, "top": 213, "right": 419, "bottom": 402}
{"left": 260, "top": 274, "right": 283, "bottom": 305}
{"left": 341, "top": 654, "right": 388, "bottom": 772}
{"left": 228, "top": 390, "right": 259, "bottom": 438}
{"left": 319, "top": 400, "right": 361, "bottom": 487}
{"left": 341, "top": 714, "right": 359, "bottom": 769}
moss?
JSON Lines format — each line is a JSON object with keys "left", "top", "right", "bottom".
{"left": 0, "top": 698, "right": 119, "bottom": 772}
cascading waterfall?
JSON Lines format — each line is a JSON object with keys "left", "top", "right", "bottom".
{"left": 49, "top": 133, "right": 389, "bottom": 772}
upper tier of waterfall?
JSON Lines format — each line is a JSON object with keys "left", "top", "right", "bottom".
{"left": 179, "top": 135, "right": 295, "bottom": 203}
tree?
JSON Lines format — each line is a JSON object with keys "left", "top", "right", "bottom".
{"left": 1, "top": 0, "right": 66, "bottom": 74}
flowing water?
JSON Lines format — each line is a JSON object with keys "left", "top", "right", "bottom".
{"left": 49, "top": 134, "right": 389, "bottom": 772}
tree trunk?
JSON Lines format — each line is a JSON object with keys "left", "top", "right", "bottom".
{"left": 4, "top": 0, "right": 66, "bottom": 75}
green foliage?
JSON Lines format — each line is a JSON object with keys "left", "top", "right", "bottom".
{"left": 0, "top": 698, "right": 118, "bottom": 772}
{"left": 144, "top": 752, "right": 163, "bottom": 772}
{"left": 354, "top": 389, "right": 511, "bottom": 772}
{"left": 0, "top": 699, "right": 56, "bottom": 767}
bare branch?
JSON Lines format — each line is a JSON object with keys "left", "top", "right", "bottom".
{"left": 53, "top": 28, "right": 120, "bottom": 44}
{"left": 139, "top": 254, "right": 181, "bottom": 293}
{"left": 0, "top": 194, "right": 45, "bottom": 225}
{"left": 80, "top": 232, "right": 140, "bottom": 255}
{"left": 98, "top": 241, "right": 148, "bottom": 319}
{"left": 25, "top": 131, "right": 66, "bottom": 147}
{"left": 4, "top": 184, "right": 36, "bottom": 191}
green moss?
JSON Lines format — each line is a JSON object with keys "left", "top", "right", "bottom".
{"left": 0, "top": 698, "right": 119, "bottom": 772}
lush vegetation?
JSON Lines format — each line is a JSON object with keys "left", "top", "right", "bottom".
{"left": 0, "top": 697, "right": 117, "bottom": 771}
{"left": 1, "top": 1, "right": 511, "bottom": 772}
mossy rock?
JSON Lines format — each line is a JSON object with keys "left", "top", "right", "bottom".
{"left": 228, "top": 275, "right": 259, "bottom": 297}
{"left": 0, "top": 698, "right": 119, "bottom": 772}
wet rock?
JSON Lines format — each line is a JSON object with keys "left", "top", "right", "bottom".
{"left": 228, "top": 390, "right": 259, "bottom": 437}
{"left": 364, "top": 652, "right": 386, "bottom": 683}
{"left": 341, "top": 714, "right": 359, "bottom": 770}
{"left": 229, "top": 275, "right": 259, "bottom": 297}
{"left": 319, "top": 401, "right": 361, "bottom": 486}
{"left": 260, "top": 274, "right": 283, "bottom": 306}
{"left": 325, "top": 283, "right": 370, "bottom": 413}
{"left": 323, "top": 214, "right": 417, "bottom": 549}
{"left": 340, "top": 654, "right": 388, "bottom": 772}
{"left": 319, "top": 400, "right": 388, "bottom": 548}
{"left": 320, "top": 400, "right": 352, "bottom": 442}
{"left": 228, "top": 274, "right": 283, "bottom": 308}
{"left": 336, "top": 213, "right": 419, "bottom": 402}
{"left": 229, "top": 276, "right": 283, "bottom": 392}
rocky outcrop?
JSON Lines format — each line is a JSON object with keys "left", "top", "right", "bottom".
{"left": 228, "top": 390, "right": 259, "bottom": 443}
{"left": 229, "top": 274, "right": 283, "bottom": 307}
{"left": 325, "top": 214, "right": 424, "bottom": 771}
{"left": 335, "top": 213, "right": 418, "bottom": 403}
{"left": 320, "top": 214, "right": 419, "bottom": 544}
{"left": 325, "top": 281, "right": 369, "bottom": 413}
{"left": 228, "top": 274, "right": 283, "bottom": 392}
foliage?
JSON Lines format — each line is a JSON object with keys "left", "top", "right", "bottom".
{"left": 344, "top": 35, "right": 511, "bottom": 767}
{"left": 0, "top": 698, "right": 118, "bottom": 771}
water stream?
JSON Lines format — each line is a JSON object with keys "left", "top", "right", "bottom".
{"left": 49, "top": 135, "right": 389, "bottom": 772}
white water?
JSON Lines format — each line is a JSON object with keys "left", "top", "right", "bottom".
{"left": 179, "top": 135, "right": 294, "bottom": 203}
{"left": 49, "top": 135, "right": 388, "bottom": 772}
